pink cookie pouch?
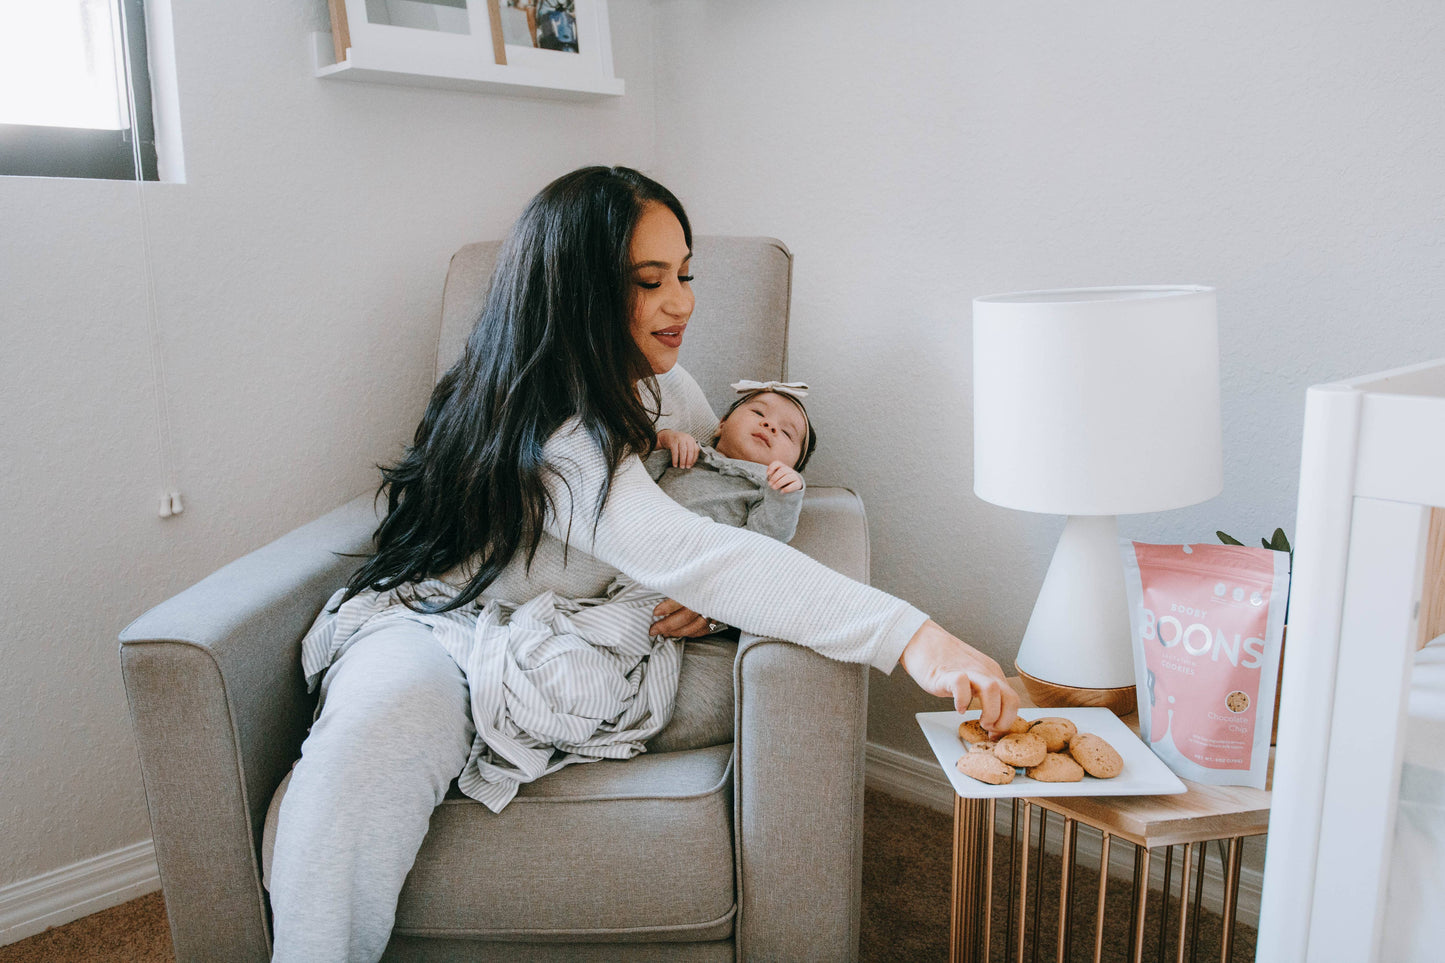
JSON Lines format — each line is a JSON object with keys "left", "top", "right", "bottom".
{"left": 1121, "top": 541, "right": 1290, "bottom": 788}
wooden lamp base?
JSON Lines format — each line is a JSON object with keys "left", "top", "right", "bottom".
{"left": 1016, "top": 664, "right": 1137, "bottom": 717}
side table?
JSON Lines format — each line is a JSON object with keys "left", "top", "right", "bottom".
{"left": 949, "top": 680, "right": 1271, "bottom": 963}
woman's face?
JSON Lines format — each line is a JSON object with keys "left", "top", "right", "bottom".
{"left": 627, "top": 202, "right": 694, "bottom": 374}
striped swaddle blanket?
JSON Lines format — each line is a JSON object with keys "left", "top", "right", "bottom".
{"left": 300, "top": 579, "right": 681, "bottom": 812}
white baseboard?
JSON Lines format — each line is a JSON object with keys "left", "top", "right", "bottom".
{"left": 0, "top": 840, "right": 161, "bottom": 947}
{"left": 864, "top": 739, "right": 958, "bottom": 814}
{"left": 864, "top": 742, "right": 1264, "bottom": 927}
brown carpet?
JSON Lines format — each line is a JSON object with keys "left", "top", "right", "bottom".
{"left": 0, "top": 791, "right": 1255, "bottom": 962}
{"left": 0, "top": 891, "right": 173, "bottom": 963}
{"left": 860, "top": 790, "right": 1259, "bottom": 963}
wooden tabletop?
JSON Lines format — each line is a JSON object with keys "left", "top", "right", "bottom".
{"left": 1000, "top": 678, "right": 1273, "bottom": 849}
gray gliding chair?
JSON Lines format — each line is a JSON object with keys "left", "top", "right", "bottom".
{"left": 120, "top": 236, "right": 874, "bottom": 961}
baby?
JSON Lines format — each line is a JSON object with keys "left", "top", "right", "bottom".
{"left": 646, "top": 379, "right": 817, "bottom": 545}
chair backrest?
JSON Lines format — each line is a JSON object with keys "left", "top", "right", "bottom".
{"left": 437, "top": 236, "right": 793, "bottom": 417}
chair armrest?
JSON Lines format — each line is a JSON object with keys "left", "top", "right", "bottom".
{"left": 118, "top": 493, "right": 378, "bottom": 963}
{"left": 733, "top": 486, "right": 871, "bottom": 962}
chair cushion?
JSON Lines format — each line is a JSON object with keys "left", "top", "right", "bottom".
{"left": 262, "top": 637, "right": 737, "bottom": 878}
{"left": 263, "top": 744, "right": 735, "bottom": 942}
{"left": 646, "top": 637, "right": 736, "bottom": 754}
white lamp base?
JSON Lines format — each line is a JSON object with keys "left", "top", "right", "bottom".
{"left": 1014, "top": 515, "right": 1138, "bottom": 715}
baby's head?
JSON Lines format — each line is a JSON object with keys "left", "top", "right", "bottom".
{"left": 714, "top": 386, "right": 817, "bottom": 470}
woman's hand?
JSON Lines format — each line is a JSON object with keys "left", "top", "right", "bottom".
{"left": 899, "top": 620, "right": 1020, "bottom": 736}
{"left": 648, "top": 598, "right": 721, "bottom": 637}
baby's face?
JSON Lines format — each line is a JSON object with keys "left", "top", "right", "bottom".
{"left": 715, "top": 391, "right": 806, "bottom": 468}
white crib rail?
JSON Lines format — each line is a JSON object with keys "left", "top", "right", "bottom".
{"left": 1259, "top": 359, "right": 1445, "bottom": 962}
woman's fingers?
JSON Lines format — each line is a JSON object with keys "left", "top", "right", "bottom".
{"left": 654, "top": 614, "right": 708, "bottom": 637}
{"left": 898, "top": 619, "right": 1020, "bottom": 734}
{"left": 970, "top": 674, "right": 1019, "bottom": 735}
{"left": 971, "top": 674, "right": 1002, "bottom": 728}
{"left": 649, "top": 599, "right": 709, "bottom": 637}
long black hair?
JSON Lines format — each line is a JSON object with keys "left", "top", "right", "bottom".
{"left": 340, "top": 166, "right": 693, "bottom": 612}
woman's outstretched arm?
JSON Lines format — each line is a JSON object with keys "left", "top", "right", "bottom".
{"left": 652, "top": 606, "right": 1019, "bottom": 734}
{"left": 539, "top": 420, "right": 1017, "bottom": 732}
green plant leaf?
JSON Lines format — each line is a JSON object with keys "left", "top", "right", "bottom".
{"left": 1217, "top": 531, "right": 1245, "bottom": 546}
{"left": 1271, "top": 528, "right": 1291, "bottom": 552}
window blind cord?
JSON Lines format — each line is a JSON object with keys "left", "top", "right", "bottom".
{"left": 117, "top": 0, "right": 182, "bottom": 519}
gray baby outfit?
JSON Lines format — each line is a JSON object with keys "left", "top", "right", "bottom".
{"left": 643, "top": 445, "right": 804, "bottom": 542}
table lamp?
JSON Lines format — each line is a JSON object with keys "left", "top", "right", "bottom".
{"left": 972, "top": 286, "right": 1222, "bottom": 714}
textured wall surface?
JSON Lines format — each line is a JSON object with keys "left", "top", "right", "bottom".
{"left": 0, "top": 0, "right": 656, "bottom": 887}
{"left": 650, "top": 0, "right": 1445, "bottom": 755}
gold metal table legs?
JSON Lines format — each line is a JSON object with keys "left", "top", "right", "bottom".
{"left": 951, "top": 796, "right": 995, "bottom": 963}
{"left": 948, "top": 797, "right": 1257, "bottom": 963}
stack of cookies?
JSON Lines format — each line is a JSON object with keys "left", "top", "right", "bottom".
{"left": 955, "top": 716, "right": 1123, "bottom": 786}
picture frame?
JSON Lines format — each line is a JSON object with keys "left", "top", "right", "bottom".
{"left": 340, "top": 0, "right": 495, "bottom": 76}
{"left": 319, "top": 0, "right": 622, "bottom": 98}
{"left": 495, "top": 1, "right": 616, "bottom": 85}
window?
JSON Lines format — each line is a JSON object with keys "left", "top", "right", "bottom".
{"left": 0, "top": 0, "right": 158, "bottom": 180}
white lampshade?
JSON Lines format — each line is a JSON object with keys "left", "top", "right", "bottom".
{"left": 971, "top": 286, "right": 1223, "bottom": 708}
{"left": 973, "top": 286, "right": 1222, "bottom": 516}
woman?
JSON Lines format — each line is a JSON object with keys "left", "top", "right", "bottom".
{"left": 270, "top": 166, "right": 1018, "bottom": 961}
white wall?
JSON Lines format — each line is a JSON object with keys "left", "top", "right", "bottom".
{"left": 650, "top": 0, "right": 1445, "bottom": 754}
{"left": 0, "top": 0, "right": 657, "bottom": 896}
{"left": 6, "top": 0, "right": 1445, "bottom": 926}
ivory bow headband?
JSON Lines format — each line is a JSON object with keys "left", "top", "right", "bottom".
{"left": 730, "top": 380, "right": 810, "bottom": 400}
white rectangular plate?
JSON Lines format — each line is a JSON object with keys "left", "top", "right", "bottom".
{"left": 917, "top": 707, "right": 1187, "bottom": 799}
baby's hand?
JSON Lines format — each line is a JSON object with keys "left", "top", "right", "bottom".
{"left": 658, "top": 429, "right": 700, "bottom": 468}
{"left": 766, "top": 461, "right": 803, "bottom": 493}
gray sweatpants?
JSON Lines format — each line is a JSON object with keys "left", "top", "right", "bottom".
{"left": 269, "top": 619, "right": 474, "bottom": 962}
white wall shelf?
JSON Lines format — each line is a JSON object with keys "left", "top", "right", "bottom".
{"left": 312, "top": 32, "right": 623, "bottom": 100}
{"left": 311, "top": 0, "right": 621, "bottom": 101}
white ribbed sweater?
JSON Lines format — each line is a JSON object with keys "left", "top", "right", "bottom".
{"left": 436, "top": 365, "right": 927, "bottom": 673}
